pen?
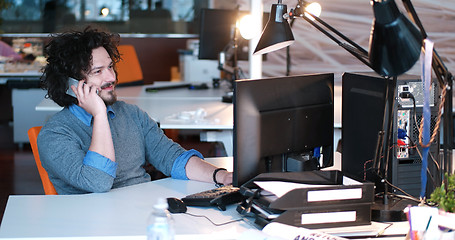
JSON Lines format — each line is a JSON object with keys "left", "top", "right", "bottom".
{"left": 376, "top": 223, "right": 393, "bottom": 237}
{"left": 421, "top": 215, "right": 432, "bottom": 239}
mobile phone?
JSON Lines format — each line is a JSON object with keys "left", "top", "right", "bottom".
{"left": 66, "top": 77, "right": 100, "bottom": 98}
{"left": 66, "top": 77, "right": 80, "bottom": 98}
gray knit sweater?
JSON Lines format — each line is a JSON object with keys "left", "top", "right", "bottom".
{"left": 37, "top": 101, "right": 191, "bottom": 194}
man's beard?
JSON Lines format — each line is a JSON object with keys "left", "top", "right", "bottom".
{"left": 102, "top": 90, "right": 117, "bottom": 106}
{"left": 100, "top": 82, "right": 117, "bottom": 106}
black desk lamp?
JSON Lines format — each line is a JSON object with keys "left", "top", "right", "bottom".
{"left": 254, "top": 0, "right": 295, "bottom": 56}
{"left": 254, "top": 0, "right": 452, "bottom": 222}
{"left": 218, "top": 6, "right": 258, "bottom": 103}
{"left": 254, "top": 0, "right": 421, "bottom": 76}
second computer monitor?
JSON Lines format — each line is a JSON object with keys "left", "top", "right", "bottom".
{"left": 198, "top": 8, "right": 269, "bottom": 61}
{"left": 233, "top": 73, "right": 335, "bottom": 187}
{"left": 198, "top": 8, "right": 249, "bottom": 61}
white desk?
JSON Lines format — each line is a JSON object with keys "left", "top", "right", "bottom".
{"left": 36, "top": 82, "right": 235, "bottom": 155}
{"left": 0, "top": 72, "right": 42, "bottom": 84}
{"left": 0, "top": 180, "right": 254, "bottom": 240}
{"left": 0, "top": 156, "right": 410, "bottom": 240}
{"left": 1, "top": 72, "right": 53, "bottom": 146}
{"left": 0, "top": 181, "right": 409, "bottom": 240}
{"left": 0, "top": 158, "right": 251, "bottom": 240}
{"left": 36, "top": 82, "right": 233, "bottom": 129}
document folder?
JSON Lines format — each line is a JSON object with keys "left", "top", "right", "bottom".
{"left": 272, "top": 202, "right": 372, "bottom": 229}
{"left": 238, "top": 171, "right": 375, "bottom": 229}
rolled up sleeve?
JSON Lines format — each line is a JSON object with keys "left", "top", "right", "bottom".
{"left": 170, "top": 149, "right": 204, "bottom": 180}
{"left": 83, "top": 151, "right": 118, "bottom": 178}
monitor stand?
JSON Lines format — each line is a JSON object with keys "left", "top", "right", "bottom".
{"left": 371, "top": 193, "right": 418, "bottom": 222}
{"left": 222, "top": 91, "right": 233, "bottom": 103}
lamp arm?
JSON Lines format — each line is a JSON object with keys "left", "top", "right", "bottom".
{"left": 310, "top": 12, "right": 369, "bottom": 57}
{"left": 291, "top": 12, "right": 372, "bottom": 69}
{"left": 401, "top": 0, "right": 428, "bottom": 39}
{"left": 286, "top": 1, "right": 300, "bottom": 76}
{"left": 431, "top": 50, "right": 452, "bottom": 87}
{"left": 401, "top": 0, "right": 452, "bottom": 87}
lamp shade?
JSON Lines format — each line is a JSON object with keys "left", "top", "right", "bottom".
{"left": 253, "top": 2, "right": 295, "bottom": 55}
{"left": 369, "top": 0, "right": 423, "bottom": 77}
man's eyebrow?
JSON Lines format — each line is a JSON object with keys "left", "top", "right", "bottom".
{"left": 91, "top": 66, "right": 103, "bottom": 71}
{"left": 90, "top": 59, "right": 113, "bottom": 72}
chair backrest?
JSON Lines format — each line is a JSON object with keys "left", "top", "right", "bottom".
{"left": 28, "top": 126, "right": 58, "bottom": 195}
{"left": 116, "top": 45, "right": 143, "bottom": 85}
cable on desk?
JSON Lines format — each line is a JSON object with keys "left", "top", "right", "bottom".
{"left": 184, "top": 212, "right": 244, "bottom": 226}
{"left": 376, "top": 223, "right": 393, "bottom": 237}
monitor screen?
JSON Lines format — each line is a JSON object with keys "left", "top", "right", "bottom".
{"left": 341, "top": 72, "right": 387, "bottom": 187}
{"left": 198, "top": 8, "right": 268, "bottom": 61}
{"left": 233, "top": 73, "right": 335, "bottom": 187}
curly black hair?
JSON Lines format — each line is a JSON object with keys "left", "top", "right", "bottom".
{"left": 41, "top": 26, "right": 121, "bottom": 107}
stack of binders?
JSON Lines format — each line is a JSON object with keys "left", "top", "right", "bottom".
{"left": 237, "top": 170, "right": 375, "bottom": 229}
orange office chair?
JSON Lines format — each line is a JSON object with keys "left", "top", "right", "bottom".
{"left": 28, "top": 126, "right": 58, "bottom": 195}
{"left": 116, "top": 45, "right": 144, "bottom": 86}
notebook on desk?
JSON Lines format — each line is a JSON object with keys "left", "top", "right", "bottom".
{"left": 145, "top": 83, "right": 209, "bottom": 92}
{"left": 145, "top": 83, "right": 191, "bottom": 92}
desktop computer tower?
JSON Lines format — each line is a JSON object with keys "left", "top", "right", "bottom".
{"left": 342, "top": 72, "right": 440, "bottom": 198}
{"left": 392, "top": 77, "right": 440, "bottom": 197}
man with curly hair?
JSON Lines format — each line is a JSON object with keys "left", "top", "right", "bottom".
{"left": 37, "top": 26, "right": 232, "bottom": 194}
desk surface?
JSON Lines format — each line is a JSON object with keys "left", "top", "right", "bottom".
{"left": 0, "top": 157, "right": 409, "bottom": 240}
{"left": 0, "top": 179, "right": 253, "bottom": 240}
{"left": 36, "top": 82, "right": 342, "bottom": 129}
{"left": 0, "top": 71, "right": 42, "bottom": 84}
{"left": 36, "top": 82, "right": 234, "bottom": 130}
{"left": 0, "top": 158, "right": 251, "bottom": 240}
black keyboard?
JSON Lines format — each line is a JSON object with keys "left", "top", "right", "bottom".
{"left": 182, "top": 185, "right": 244, "bottom": 211}
{"left": 145, "top": 83, "right": 191, "bottom": 92}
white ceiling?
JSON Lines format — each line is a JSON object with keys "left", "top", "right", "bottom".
{"left": 241, "top": 0, "right": 455, "bottom": 81}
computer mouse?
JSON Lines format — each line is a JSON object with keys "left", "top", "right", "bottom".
{"left": 166, "top": 197, "right": 187, "bottom": 214}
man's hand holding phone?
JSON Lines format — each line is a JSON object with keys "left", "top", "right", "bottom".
{"left": 67, "top": 77, "right": 99, "bottom": 97}
{"left": 67, "top": 77, "right": 106, "bottom": 117}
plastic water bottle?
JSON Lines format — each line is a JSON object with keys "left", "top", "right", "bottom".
{"left": 147, "top": 198, "right": 174, "bottom": 240}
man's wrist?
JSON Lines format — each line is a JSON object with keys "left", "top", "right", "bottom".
{"left": 213, "top": 168, "right": 227, "bottom": 186}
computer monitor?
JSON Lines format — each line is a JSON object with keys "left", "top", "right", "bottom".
{"left": 233, "top": 73, "right": 335, "bottom": 187}
{"left": 342, "top": 72, "right": 387, "bottom": 187}
{"left": 198, "top": 8, "right": 268, "bottom": 61}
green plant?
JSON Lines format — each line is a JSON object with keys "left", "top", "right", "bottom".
{"left": 429, "top": 173, "right": 455, "bottom": 213}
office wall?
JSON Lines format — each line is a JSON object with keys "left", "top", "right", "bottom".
{"left": 2, "top": 35, "right": 195, "bottom": 84}
{"left": 120, "top": 36, "right": 195, "bottom": 84}
{"left": 3, "top": 0, "right": 454, "bottom": 82}
{"left": 0, "top": 35, "right": 194, "bottom": 132}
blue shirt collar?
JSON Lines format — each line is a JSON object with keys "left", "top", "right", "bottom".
{"left": 68, "top": 104, "right": 116, "bottom": 126}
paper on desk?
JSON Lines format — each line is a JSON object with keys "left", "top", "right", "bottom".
{"left": 317, "top": 221, "right": 407, "bottom": 237}
{"left": 254, "top": 176, "right": 362, "bottom": 198}
{"left": 164, "top": 108, "right": 220, "bottom": 125}
{"left": 165, "top": 108, "right": 206, "bottom": 123}
{"left": 262, "top": 222, "right": 348, "bottom": 240}
{"left": 237, "top": 229, "right": 286, "bottom": 240}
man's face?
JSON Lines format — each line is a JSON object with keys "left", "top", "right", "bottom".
{"left": 85, "top": 47, "right": 117, "bottom": 105}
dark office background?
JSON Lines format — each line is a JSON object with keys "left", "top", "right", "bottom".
{"left": 2, "top": 0, "right": 453, "bottom": 79}
{"left": 0, "top": 0, "right": 211, "bottom": 34}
